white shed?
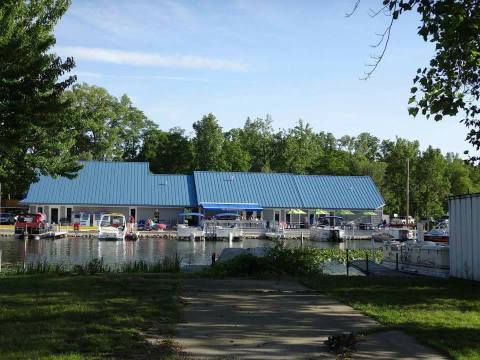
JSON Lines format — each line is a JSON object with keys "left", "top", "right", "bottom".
{"left": 449, "top": 194, "right": 480, "bottom": 281}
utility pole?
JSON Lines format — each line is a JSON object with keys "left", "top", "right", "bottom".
{"left": 406, "top": 158, "right": 410, "bottom": 220}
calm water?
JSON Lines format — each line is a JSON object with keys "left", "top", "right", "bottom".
{"left": 0, "top": 236, "right": 380, "bottom": 268}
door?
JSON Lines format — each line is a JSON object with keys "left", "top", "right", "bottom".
{"left": 66, "top": 208, "right": 72, "bottom": 223}
{"left": 130, "top": 208, "right": 136, "bottom": 220}
{"left": 50, "top": 208, "right": 59, "bottom": 224}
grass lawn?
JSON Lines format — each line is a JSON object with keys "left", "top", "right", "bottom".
{"left": 0, "top": 273, "right": 182, "bottom": 359}
{"left": 303, "top": 275, "right": 480, "bottom": 360}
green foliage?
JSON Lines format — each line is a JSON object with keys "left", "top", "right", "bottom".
{"left": 380, "top": 0, "right": 480, "bottom": 159}
{"left": 11, "top": 257, "right": 181, "bottom": 275}
{"left": 138, "top": 127, "right": 193, "bottom": 173}
{"left": 64, "top": 83, "right": 155, "bottom": 161}
{"left": 0, "top": 0, "right": 80, "bottom": 198}
{"left": 192, "top": 113, "right": 226, "bottom": 170}
{"left": 119, "top": 257, "right": 181, "bottom": 273}
{"left": 205, "top": 243, "right": 383, "bottom": 278}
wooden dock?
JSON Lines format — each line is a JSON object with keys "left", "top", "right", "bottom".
{"left": 349, "top": 260, "right": 411, "bottom": 277}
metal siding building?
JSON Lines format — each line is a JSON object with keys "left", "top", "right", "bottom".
{"left": 449, "top": 194, "right": 480, "bottom": 281}
{"left": 22, "top": 161, "right": 385, "bottom": 224}
{"left": 193, "top": 171, "right": 303, "bottom": 208}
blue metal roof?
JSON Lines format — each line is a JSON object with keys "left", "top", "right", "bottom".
{"left": 22, "top": 162, "right": 385, "bottom": 210}
{"left": 194, "top": 171, "right": 384, "bottom": 210}
{"left": 194, "top": 171, "right": 303, "bottom": 208}
{"left": 292, "top": 175, "right": 384, "bottom": 210}
{"left": 22, "top": 161, "right": 197, "bottom": 207}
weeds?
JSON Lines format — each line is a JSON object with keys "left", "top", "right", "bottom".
{"left": 205, "top": 241, "right": 383, "bottom": 277}
{"left": 8, "top": 256, "right": 181, "bottom": 275}
{"left": 118, "top": 255, "right": 181, "bottom": 273}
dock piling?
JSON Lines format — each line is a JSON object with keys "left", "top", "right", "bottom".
{"left": 396, "top": 253, "right": 399, "bottom": 271}
{"left": 346, "top": 249, "right": 349, "bottom": 276}
{"left": 366, "top": 253, "right": 369, "bottom": 276}
{"left": 211, "top": 252, "right": 216, "bottom": 266}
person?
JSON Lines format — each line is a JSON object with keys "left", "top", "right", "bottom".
{"left": 128, "top": 215, "right": 135, "bottom": 233}
{"left": 146, "top": 217, "right": 152, "bottom": 231}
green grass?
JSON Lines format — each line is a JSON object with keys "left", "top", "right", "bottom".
{"left": 0, "top": 273, "right": 183, "bottom": 359}
{"left": 303, "top": 275, "right": 480, "bottom": 360}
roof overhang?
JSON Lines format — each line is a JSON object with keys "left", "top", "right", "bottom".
{"left": 200, "top": 202, "right": 263, "bottom": 211}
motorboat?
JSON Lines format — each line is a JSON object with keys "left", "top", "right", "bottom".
{"left": 310, "top": 216, "right": 345, "bottom": 241}
{"left": 424, "top": 220, "right": 449, "bottom": 243}
{"left": 372, "top": 225, "right": 416, "bottom": 242}
{"left": 177, "top": 212, "right": 205, "bottom": 240}
{"left": 98, "top": 213, "right": 127, "bottom": 241}
{"left": 14, "top": 213, "right": 48, "bottom": 239}
{"left": 383, "top": 240, "right": 449, "bottom": 269}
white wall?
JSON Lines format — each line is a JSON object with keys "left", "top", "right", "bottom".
{"left": 449, "top": 194, "right": 480, "bottom": 281}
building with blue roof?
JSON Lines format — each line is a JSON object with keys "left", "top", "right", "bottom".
{"left": 22, "top": 161, "right": 385, "bottom": 226}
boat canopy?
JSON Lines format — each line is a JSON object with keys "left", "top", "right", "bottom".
{"left": 177, "top": 212, "right": 204, "bottom": 218}
{"left": 200, "top": 202, "right": 263, "bottom": 211}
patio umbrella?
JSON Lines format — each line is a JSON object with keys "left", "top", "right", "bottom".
{"left": 362, "top": 211, "right": 377, "bottom": 216}
{"left": 337, "top": 210, "right": 354, "bottom": 216}
{"left": 314, "top": 209, "right": 329, "bottom": 215}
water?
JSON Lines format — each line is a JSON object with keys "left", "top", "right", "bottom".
{"left": 0, "top": 236, "right": 380, "bottom": 268}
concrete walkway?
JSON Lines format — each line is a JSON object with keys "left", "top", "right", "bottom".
{"left": 176, "top": 278, "right": 447, "bottom": 359}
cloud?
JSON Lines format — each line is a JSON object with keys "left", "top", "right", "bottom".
{"left": 75, "top": 71, "right": 211, "bottom": 82}
{"left": 58, "top": 46, "right": 248, "bottom": 72}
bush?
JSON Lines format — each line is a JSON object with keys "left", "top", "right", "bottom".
{"left": 205, "top": 241, "right": 383, "bottom": 278}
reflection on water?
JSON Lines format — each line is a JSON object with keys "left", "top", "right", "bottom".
{"left": 0, "top": 236, "right": 380, "bottom": 267}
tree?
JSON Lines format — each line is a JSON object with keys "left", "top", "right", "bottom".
{"left": 0, "top": 0, "right": 79, "bottom": 197}
{"left": 354, "top": 0, "right": 480, "bottom": 158}
{"left": 138, "top": 127, "right": 193, "bottom": 174}
{"left": 445, "top": 154, "right": 475, "bottom": 195}
{"left": 240, "top": 116, "right": 274, "bottom": 172}
{"left": 64, "top": 83, "right": 154, "bottom": 161}
{"left": 414, "top": 146, "right": 449, "bottom": 218}
{"left": 381, "top": 138, "right": 420, "bottom": 216}
{"left": 223, "top": 129, "right": 251, "bottom": 172}
{"left": 275, "top": 120, "right": 320, "bottom": 174}
{"left": 192, "top": 113, "right": 226, "bottom": 170}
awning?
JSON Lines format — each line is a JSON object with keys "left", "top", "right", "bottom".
{"left": 200, "top": 202, "right": 263, "bottom": 211}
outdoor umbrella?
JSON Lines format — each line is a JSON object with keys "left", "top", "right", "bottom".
{"left": 337, "top": 210, "right": 354, "bottom": 216}
{"left": 313, "top": 209, "right": 329, "bottom": 215}
{"left": 362, "top": 211, "right": 377, "bottom": 216}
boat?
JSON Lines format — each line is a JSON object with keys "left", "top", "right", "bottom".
{"left": 310, "top": 216, "right": 345, "bottom": 241}
{"left": 382, "top": 239, "right": 450, "bottom": 274}
{"left": 424, "top": 220, "right": 449, "bottom": 243}
{"left": 177, "top": 212, "right": 205, "bottom": 240}
{"left": 372, "top": 226, "right": 416, "bottom": 242}
{"left": 211, "top": 213, "right": 244, "bottom": 240}
{"left": 98, "top": 213, "right": 127, "bottom": 241}
{"left": 14, "top": 213, "right": 48, "bottom": 239}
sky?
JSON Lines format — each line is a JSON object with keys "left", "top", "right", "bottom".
{"left": 54, "top": 0, "right": 471, "bottom": 155}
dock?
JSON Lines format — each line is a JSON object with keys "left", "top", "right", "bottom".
{"left": 349, "top": 260, "right": 411, "bottom": 277}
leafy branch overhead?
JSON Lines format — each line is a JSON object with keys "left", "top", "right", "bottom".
{"left": 353, "top": 0, "right": 480, "bottom": 159}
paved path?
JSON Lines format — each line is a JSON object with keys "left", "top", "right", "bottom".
{"left": 176, "top": 278, "right": 447, "bottom": 359}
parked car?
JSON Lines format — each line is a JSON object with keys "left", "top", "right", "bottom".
{"left": 0, "top": 213, "right": 14, "bottom": 225}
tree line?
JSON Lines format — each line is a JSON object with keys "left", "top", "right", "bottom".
{"left": 2, "top": 0, "right": 480, "bottom": 222}
{"left": 53, "top": 83, "right": 480, "bottom": 220}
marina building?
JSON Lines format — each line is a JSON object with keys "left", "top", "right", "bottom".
{"left": 21, "top": 161, "right": 385, "bottom": 226}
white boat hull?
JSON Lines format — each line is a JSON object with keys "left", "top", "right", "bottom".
{"left": 177, "top": 225, "right": 205, "bottom": 239}
{"left": 214, "top": 227, "right": 243, "bottom": 239}
{"left": 310, "top": 227, "right": 344, "bottom": 241}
